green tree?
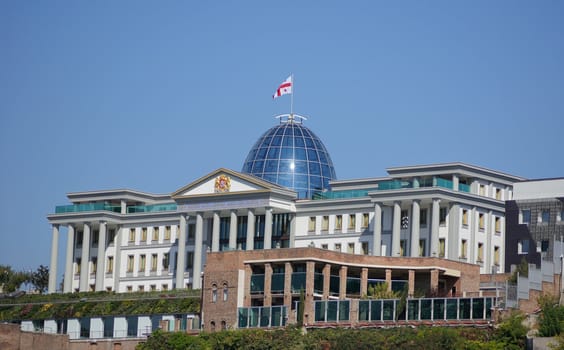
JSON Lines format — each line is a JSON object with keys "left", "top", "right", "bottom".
{"left": 493, "top": 311, "right": 527, "bottom": 350}
{"left": 538, "top": 294, "right": 564, "bottom": 337}
{"left": 0, "top": 265, "right": 30, "bottom": 293}
{"left": 31, "top": 265, "right": 49, "bottom": 294}
{"left": 366, "top": 282, "right": 401, "bottom": 299}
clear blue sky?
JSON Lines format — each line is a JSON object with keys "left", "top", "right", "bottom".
{"left": 1, "top": 1, "right": 563, "bottom": 275}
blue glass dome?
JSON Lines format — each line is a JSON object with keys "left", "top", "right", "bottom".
{"left": 242, "top": 115, "right": 337, "bottom": 198}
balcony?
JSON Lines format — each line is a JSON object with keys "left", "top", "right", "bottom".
{"left": 55, "top": 203, "right": 121, "bottom": 214}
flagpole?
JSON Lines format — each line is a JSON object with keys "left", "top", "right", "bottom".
{"left": 290, "top": 73, "right": 294, "bottom": 117}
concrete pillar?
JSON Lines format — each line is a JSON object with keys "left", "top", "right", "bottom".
{"left": 244, "top": 264, "right": 252, "bottom": 307}
{"left": 385, "top": 269, "right": 392, "bottom": 292}
{"left": 431, "top": 198, "right": 440, "bottom": 257}
{"left": 361, "top": 267, "right": 368, "bottom": 297}
{"left": 392, "top": 201, "right": 401, "bottom": 257}
{"left": 264, "top": 263, "right": 272, "bottom": 306}
{"left": 408, "top": 270, "right": 415, "bottom": 297}
{"left": 212, "top": 212, "right": 220, "bottom": 252}
{"left": 284, "top": 263, "right": 293, "bottom": 309}
{"left": 322, "top": 264, "right": 331, "bottom": 299}
{"left": 289, "top": 214, "right": 296, "bottom": 248}
{"left": 229, "top": 210, "right": 237, "bottom": 250}
{"left": 176, "top": 214, "right": 187, "bottom": 289}
{"left": 452, "top": 174, "right": 459, "bottom": 191}
{"left": 113, "top": 226, "right": 122, "bottom": 292}
{"left": 64, "top": 225, "right": 75, "bottom": 293}
{"left": 246, "top": 209, "right": 255, "bottom": 251}
{"left": 410, "top": 200, "right": 421, "bottom": 257}
{"left": 95, "top": 222, "right": 107, "bottom": 291}
{"left": 339, "top": 266, "right": 348, "bottom": 299}
{"left": 48, "top": 225, "right": 59, "bottom": 293}
{"left": 430, "top": 269, "right": 439, "bottom": 295}
{"left": 193, "top": 213, "right": 204, "bottom": 289}
{"left": 120, "top": 200, "right": 127, "bottom": 214}
{"left": 264, "top": 208, "right": 273, "bottom": 250}
{"left": 79, "top": 223, "right": 91, "bottom": 292}
{"left": 305, "top": 261, "right": 315, "bottom": 324}
{"left": 373, "top": 203, "right": 382, "bottom": 256}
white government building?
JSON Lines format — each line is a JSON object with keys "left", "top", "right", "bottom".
{"left": 46, "top": 117, "right": 525, "bottom": 293}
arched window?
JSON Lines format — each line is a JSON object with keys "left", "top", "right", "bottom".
{"left": 210, "top": 321, "right": 216, "bottom": 332}
{"left": 223, "top": 282, "right": 228, "bottom": 302}
{"left": 221, "top": 320, "right": 227, "bottom": 330}
{"left": 211, "top": 284, "right": 217, "bottom": 303}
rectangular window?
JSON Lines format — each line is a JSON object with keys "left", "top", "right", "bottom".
{"left": 151, "top": 254, "right": 158, "bottom": 271}
{"left": 348, "top": 214, "right": 356, "bottom": 230}
{"left": 518, "top": 239, "right": 529, "bottom": 254}
{"left": 495, "top": 188, "right": 502, "bottom": 200}
{"left": 127, "top": 255, "right": 134, "bottom": 273}
{"left": 127, "top": 285, "right": 132, "bottom": 293}
{"left": 477, "top": 242, "right": 483, "bottom": 262}
{"left": 322, "top": 216, "right": 329, "bottom": 231}
{"left": 479, "top": 184, "right": 486, "bottom": 196}
{"left": 419, "top": 239, "right": 426, "bottom": 257}
{"left": 461, "top": 239, "right": 467, "bottom": 259}
{"left": 362, "top": 213, "right": 369, "bottom": 228}
{"left": 138, "top": 285, "right": 144, "bottom": 292}
{"left": 139, "top": 254, "right": 146, "bottom": 272}
{"left": 162, "top": 284, "right": 168, "bottom": 291}
{"left": 348, "top": 243, "right": 355, "bottom": 254}
{"left": 362, "top": 242, "right": 369, "bottom": 255}
{"left": 479, "top": 213, "right": 485, "bottom": 230}
{"left": 400, "top": 240, "right": 407, "bottom": 256}
{"left": 308, "top": 217, "right": 316, "bottom": 232}
{"left": 186, "top": 252, "right": 194, "bottom": 269}
{"left": 76, "top": 231, "right": 83, "bottom": 246}
{"left": 92, "top": 230, "right": 99, "bottom": 245}
{"left": 108, "top": 229, "right": 116, "bottom": 245}
{"left": 76, "top": 258, "right": 81, "bottom": 274}
{"left": 141, "top": 228, "right": 147, "bottom": 241}
{"left": 92, "top": 257, "right": 97, "bottom": 274}
{"left": 522, "top": 209, "right": 531, "bottom": 225}
{"left": 541, "top": 210, "right": 550, "bottom": 224}
{"left": 321, "top": 244, "right": 328, "bottom": 250}
{"left": 162, "top": 253, "right": 169, "bottom": 270}
{"left": 495, "top": 217, "right": 501, "bottom": 233}
{"left": 541, "top": 240, "right": 549, "bottom": 252}
{"left": 462, "top": 209, "right": 469, "bottom": 227}
{"left": 129, "top": 228, "right": 136, "bottom": 242}
{"left": 188, "top": 224, "right": 196, "bottom": 240}
{"left": 401, "top": 210, "right": 409, "bottom": 229}
{"left": 107, "top": 256, "right": 114, "bottom": 273}
{"left": 420, "top": 209, "right": 427, "bottom": 226}
{"left": 334, "top": 243, "right": 341, "bottom": 252}
{"left": 439, "top": 238, "right": 446, "bottom": 258}
{"left": 439, "top": 208, "right": 447, "bottom": 225}
{"left": 150, "top": 285, "right": 156, "bottom": 291}
{"left": 494, "top": 246, "right": 500, "bottom": 266}
{"left": 165, "top": 226, "right": 171, "bottom": 240}
{"left": 152, "top": 227, "right": 159, "bottom": 241}
{"left": 335, "top": 215, "right": 342, "bottom": 230}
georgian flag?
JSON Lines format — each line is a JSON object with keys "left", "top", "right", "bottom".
{"left": 272, "top": 76, "right": 293, "bottom": 99}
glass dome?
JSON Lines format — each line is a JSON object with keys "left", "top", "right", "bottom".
{"left": 242, "top": 115, "right": 337, "bottom": 198}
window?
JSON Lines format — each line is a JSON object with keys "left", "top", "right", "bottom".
{"left": 76, "top": 231, "right": 83, "bottom": 246}
{"left": 188, "top": 224, "right": 195, "bottom": 240}
{"left": 162, "top": 284, "right": 168, "bottom": 291}
{"left": 308, "top": 217, "right": 316, "bottom": 232}
{"left": 477, "top": 243, "right": 483, "bottom": 262}
{"left": 151, "top": 254, "right": 158, "bottom": 271}
{"left": 92, "top": 258, "right": 97, "bottom": 274}
{"left": 462, "top": 209, "right": 469, "bottom": 226}
{"left": 362, "top": 242, "right": 369, "bottom": 255}
{"left": 165, "top": 226, "right": 171, "bottom": 240}
{"left": 439, "top": 239, "right": 446, "bottom": 258}
{"left": 321, "top": 244, "right": 328, "bottom": 250}
{"left": 186, "top": 252, "right": 194, "bottom": 269}
{"left": 348, "top": 214, "right": 356, "bottom": 230}
{"left": 150, "top": 284, "right": 156, "bottom": 291}
{"left": 362, "top": 213, "right": 369, "bottom": 228}
{"left": 107, "top": 256, "right": 113, "bottom": 273}
{"left": 420, "top": 209, "right": 427, "bottom": 226}
{"left": 92, "top": 230, "right": 99, "bottom": 245}
{"left": 479, "top": 213, "right": 485, "bottom": 230}
{"left": 495, "top": 217, "right": 501, "bottom": 233}
{"left": 322, "top": 216, "right": 329, "bottom": 231}
{"left": 495, "top": 188, "right": 502, "bottom": 200}
{"left": 479, "top": 184, "right": 486, "bottom": 196}
{"left": 419, "top": 239, "right": 426, "bottom": 257}
{"left": 348, "top": 243, "right": 354, "bottom": 254}
{"left": 541, "top": 240, "right": 549, "bottom": 252}
{"left": 335, "top": 215, "right": 342, "bottom": 230}
{"left": 75, "top": 258, "right": 81, "bottom": 274}
{"left": 138, "top": 285, "right": 144, "bottom": 292}
{"left": 126, "top": 285, "right": 132, "bottom": 293}
{"left": 162, "top": 253, "right": 170, "bottom": 270}
{"left": 334, "top": 243, "right": 341, "bottom": 252}
{"left": 439, "top": 208, "right": 447, "bottom": 225}
{"left": 541, "top": 210, "right": 550, "bottom": 224}
{"left": 108, "top": 229, "right": 116, "bottom": 245}
{"left": 129, "top": 228, "right": 136, "bottom": 242}
{"left": 401, "top": 210, "right": 409, "bottom": 229}
{"left": 461, "top": 240, "right": 467, "bottom": 259}
{"left": 494, "top": 246, "right": 500, "bottom": 265}
{"left": 400, "top": 240, "right": 407, "bottom": 256}
{"left": 560, "top": 210, "right": 564, "bottom": 223}
{"left": 139, "top": 254, "right": 146, "bottom": 272}
{"left": 127, "top": 255, "right": 134, "bottom": 273}
{"left": 141, "top": 228, "right": 147, "bottom": 241}
{"left": 522, "top": 209, "right": 531, "bottom": 225}
{"left": 152, "top": 227, "right": 159, "bottom": 241}
{"left": 212, "top": 284, "right": 218, "bottom": 303}
{"left": 223, "top": 283, "right": 228, "bottom": 302}
{"left": 518, "top": 239, "right": 530, "bottom": 254}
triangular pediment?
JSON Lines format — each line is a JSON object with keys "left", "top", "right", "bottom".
{"left": 172, "top": 168, "right": 287, "bottom": 198}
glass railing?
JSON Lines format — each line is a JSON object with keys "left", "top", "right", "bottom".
{"left": 238, "top": 306, "right": 287, "bottom": 328}
{"left": 315, "top": 300, "right": 350, "bottom": 322}
{"left": 458, "top": 183, "right": 471, "bottom": 193}
{"left": 378, "top": 180, "right": 412, "bottom": 190}
{"left": 126, "top": 203, "right": 177, "bottom": 213}
{"left": 435, "top": 178, "right": 453, "bottom": 189}
{"left": 55, "top": 203, "right": 121, "bottom": 214}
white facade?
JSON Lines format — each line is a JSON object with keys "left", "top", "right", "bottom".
{"left": 47, "top": 163, "right": 524, "bottom": 293}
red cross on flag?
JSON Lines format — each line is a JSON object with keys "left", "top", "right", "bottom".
{"left": 272, "top": 76, "right": 293, "bottom": 99}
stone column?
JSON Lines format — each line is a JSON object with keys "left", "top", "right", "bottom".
{"left": 305, "top": 261, "right": 315, "bottom": 325}
{"left": 246, "top": 209, "right": 255, "bottom": 251}
{"left": 244, "top": 264, "right": 252, "bottom": 307}
{"left": 212, "top": 211, "right": 220, "bottom": 252}
{"left": 176, "top": 215, "right": 187, "bottom": 289}
{"left": 322, "top": 264, "right": 331, "bottom": 299}
{"left": 385, "top": 269, "right": 392, "bottom": 292}
{"left": 452, "top": 174, "right": 459, "bottom": 191}
{"left": 113, "top": 226, "right": 122, "bottom": 292}
{"left": 408, "top": 269, "right": 415, "bottom": 297}
{"left": 79, "top": 223, "right": 91, "bottom": 292}
{"left": 193, "top": 213, "right": 204, "bottom": 289}
{"left": 339, "top": 266, "right": 348, "bottom": 299}
{"left": 264, "top": 208, "right": 273, "bottom": 250}
{"left": 264, "top": 263, "right": 272, "bottom": 306}
{"left": 284, "top": 263, "right": 293, "bottom": 309}
{"left": 120, "top": 200, "right": 127, "bottom": 214}
{"left": 360, "top": 267, "right": 368, "bottom": 297}
{"left": 430, "top": 269, "right": 439, "bottom": 295}
{"left": 373, "top": 203, "right": 382, "bottom": 256}
{"left": 392, "top": 201, "right": 401, "bottom": 257}
{"left": 289, "top": 214, "right": 296, "bottom": 248}
{"left": 229, "top": 210, "right": 237, "bottom": 250}
{"left": 431, "top": 198, "right": 441, "bottom": 257}
{"left": 95, "top": 222, "right": 107, "bottom": 291}
{"left": 64, "top": 225, "right": 75, "bottom": 293}
{"left": 48, "top": 225, "right": 59, "bottom": 294}
{"left": 410, "top": 200, "right": 421, "bottom": 257}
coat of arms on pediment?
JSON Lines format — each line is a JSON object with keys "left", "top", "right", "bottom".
{"left": 214, "top": 175, "right": 231, "bottom": 193}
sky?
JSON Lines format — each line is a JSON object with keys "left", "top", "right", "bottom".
{"left": 1, "top": 1, "right": 563, "bottom": 276}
